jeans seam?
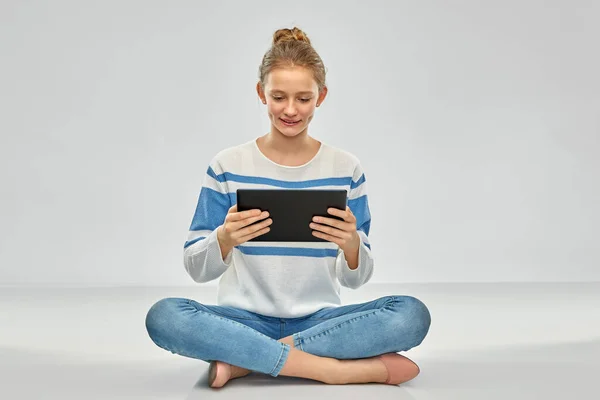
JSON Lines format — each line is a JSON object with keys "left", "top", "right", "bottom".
{"left": 269, "top": 343, "right": 289, "bottom": 376}
{"left": 305, "top": 303, "right": 382, "bottom": 320}
{"left": 292, "top": 333, "right": 304, "bottom": 351}
{"left": 186, "top": 299, "right": 261, "bottom": 321}
{"left": 302, "top": 309, "right": 381, "bottom": 342}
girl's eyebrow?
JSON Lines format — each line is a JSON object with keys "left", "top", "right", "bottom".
{"left": 269, "top": 90, "right": 314, "bottom": 95}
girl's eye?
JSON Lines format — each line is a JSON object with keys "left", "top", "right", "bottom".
{"left": 272, "top": 97, "right": 311, "bottom": 102}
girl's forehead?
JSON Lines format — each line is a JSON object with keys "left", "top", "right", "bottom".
{"left": 266, "top": 70, "right": 317, "bottom": 93}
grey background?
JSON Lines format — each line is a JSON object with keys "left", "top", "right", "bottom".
{"left": 1, "top": 0, "right": 598, "bottom": 287}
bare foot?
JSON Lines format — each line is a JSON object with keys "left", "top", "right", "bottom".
{"left": 338, "top": 354, "right": 420, "bottom": 385}
{"left": 208, "top": 361, "right": 251, "bottom": 388}
{"left": 338, "top": 357, "right": 389, "bottom": 384}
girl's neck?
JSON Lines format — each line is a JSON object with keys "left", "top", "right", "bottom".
{"left": 256, "top": 129, "right": 322, "bottom": 167}
{"left": 261, "top": 129, "right": 317, "bottom": 155}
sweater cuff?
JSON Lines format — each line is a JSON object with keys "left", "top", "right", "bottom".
{"left": 340, "top": 241, "right": 363, "bottom": 273}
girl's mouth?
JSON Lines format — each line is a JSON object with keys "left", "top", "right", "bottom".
{"left": 281, "top": 119, "right": 300, "bottom": 126}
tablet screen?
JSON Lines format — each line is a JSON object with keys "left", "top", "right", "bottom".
{"left": 236, "top": 189, "right": 347, "bottom": 242}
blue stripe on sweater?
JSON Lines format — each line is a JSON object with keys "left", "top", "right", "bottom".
{"left": 208, "top": 167, "right": 365, "bottom": 189}
{"left": 184, "top": 237, "right": 205, "bottom": 248}
{"left": 237, "top": 246, "right": 339, "bottom": 257}
{"left": 189, "top": 187, "right": 230, "bottom": 231}
{"left": 183, "top": 237, "right": 370, "bottom": 253}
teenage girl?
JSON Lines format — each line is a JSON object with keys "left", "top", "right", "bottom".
{"left": 145, "top": 26, "right": 431, "bottom": 388}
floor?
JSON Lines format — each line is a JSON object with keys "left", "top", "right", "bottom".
{"left": 1, "top": 282, "right": 598, "bottom": 399}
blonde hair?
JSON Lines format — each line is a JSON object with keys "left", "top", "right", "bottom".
{"left": 258, "top": 27, "right": 327, "bottom": 95}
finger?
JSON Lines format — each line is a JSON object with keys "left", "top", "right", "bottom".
{"left": 227, "top": 207, "right": 264, "bottom": 222}
{"left": 312, "top": 230, "right": 342, "bottom": 246}
{"left": 326, "top": 207, "right": 342, "bottom": 216}
{"left": 231, "top": 212, "right": 270, "bottom": 233}
{"left": 312, "top": 216, "right": 352, "bottom": 231}
{"left": 236, "top": 217, "right": 273, "bottom": 238}
{"left": 346, "top": 206, "right": 354, "bottom": 218}
{"left": 327, "top": 207, "right": 354, "bottom": 222}
{"left": 241, "top": 226, "right": 271, "bottom": 242}
{"left": 238, "top": 225, "right": 271, "bottom": 243}
{"left": 236, "top": 223, "right": 272, "bottom": 243}
{"left": 310, "top": 223, "right": 350, "bottom": 239}
{"left": 243, "top": 211, "right": 270, "bottom": 225}
{"left": 230, "top": 217, "right": 267, "bottom": 235}
{"left": 343, "top": 207, "right": 356, "bottom": 223}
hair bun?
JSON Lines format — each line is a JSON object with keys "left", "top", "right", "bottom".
{"left": 273, "top": 27, "right": 311, "bottom": 46}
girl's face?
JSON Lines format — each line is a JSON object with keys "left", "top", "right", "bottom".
{"left": 258, "top": 66, "right": 327, "bottom": 138}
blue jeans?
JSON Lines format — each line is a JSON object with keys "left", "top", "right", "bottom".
{"left": 145, "top": 295, "right": 431, "bottom": 377}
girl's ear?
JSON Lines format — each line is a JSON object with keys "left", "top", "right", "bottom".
{"left": 256, "top": 81, "right": 265, "bottom": 102}
{"left": 317, "top": 86, "right": 328, "bottom": 106}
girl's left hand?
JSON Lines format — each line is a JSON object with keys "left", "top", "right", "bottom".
{"left": 309, "top": 206, "right": 361, "bottom": 253}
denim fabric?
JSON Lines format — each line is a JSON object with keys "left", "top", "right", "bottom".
{"left": 145, "top": 295, "right": 431, "bottom": 377}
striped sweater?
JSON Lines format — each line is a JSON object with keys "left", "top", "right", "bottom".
{"left": 183, "top": 138, "right": 374, "bottom": 318}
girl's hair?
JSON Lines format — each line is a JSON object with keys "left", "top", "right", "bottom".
{"left": 258, "top": 27, "right": 327, "bottom": 95}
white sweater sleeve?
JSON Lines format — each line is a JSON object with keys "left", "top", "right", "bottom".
{"left": 183, "top": 160, "right": 233, "bottom": 283}
{"left": 335, "top": 162, "right": 374, "bottom": 289}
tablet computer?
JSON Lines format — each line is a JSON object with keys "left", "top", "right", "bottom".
{"left": 236, "top": 189, "right": 348, "bottom": 242}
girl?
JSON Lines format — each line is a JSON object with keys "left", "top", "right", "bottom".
{"left": 145, "top": 27, "right": 431, "bottom": 388}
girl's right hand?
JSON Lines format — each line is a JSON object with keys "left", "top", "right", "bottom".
{"left": 217, "top": 204, "right": 273, "bottom": 250}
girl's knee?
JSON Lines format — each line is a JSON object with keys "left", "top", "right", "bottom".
{"left": 145, "top": 298, "right": 186, "bottom": 340}
{"left": 386, "top": 295, "right": 432, "bottom": 345}
{"left": 408, "top": 296, "right": 431, "bottom": 330}
{"left": 406, "top": 296, "right": 431, "bottom": 345}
